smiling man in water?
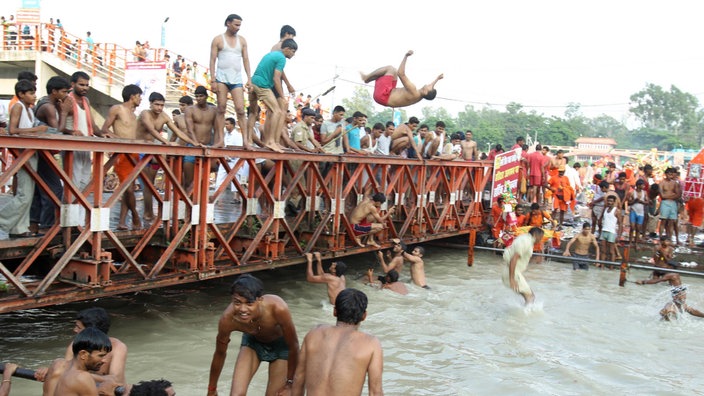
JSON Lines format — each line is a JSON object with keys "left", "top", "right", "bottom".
{"left": 207, "top": 274, "right": 299, "bottom": 396}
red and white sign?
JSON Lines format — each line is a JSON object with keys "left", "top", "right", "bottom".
{"left": 490, "top": 148, "right": 522, "bottom": 205}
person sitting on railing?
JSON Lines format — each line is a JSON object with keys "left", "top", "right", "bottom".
{"left": 0, "top": 80, "right": 48, "bottom": 239}
{"left": 349, "top": 193, "right": 395, "bottom": 248}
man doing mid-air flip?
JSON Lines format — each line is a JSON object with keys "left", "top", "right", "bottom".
{"left": 361, "top": 50, "right": 443, "bottom": 108}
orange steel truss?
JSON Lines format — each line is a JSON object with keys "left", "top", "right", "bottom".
{"left": 0, "top": 135, "right": 493, "bottom": 313}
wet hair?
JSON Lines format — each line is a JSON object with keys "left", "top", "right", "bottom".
{"left": 224, "top": 14, "right": 242, "bottom": 25}
{"left": 149, "top": 92, "right": 165, "bottom": 102}
{"left": 72, "top": 327, "right": 112, "bottom": 356}
{"left": 334, "top": 288, "right": 367, "bottom": 325}
{"left": 122, "top": 84, "right": 143, "bottom": 102}
{"left": 408, "top": 116, "right": 420, "bottom": 124}
{"left": 334, "top": 261, "right": 347, "bottom": 277}
{"left": 17, "top": 71, "right": 38, "bottom": 82}
{"left": 371, "top": 193, "right": 386, "bottom": 203}
{"left": 76, "top": 307, "right": 111, "bottom": 334}
{"left": 46, "top": 76, "right": 71, "bottom": 94}
{"left": 530, "top": 203, "right": 540, "bottom": 210}
{"left": 333, "top": 105, "right": 345, "bottom": 113}
{"left": 71, "top": 71, "right": 90, "bottom": 83}
{"left": 130, "top": 379, "right": 173, "bottom": 396}
{"left": 230, "top": 274, "right": 264, "bottom": 303}
{"left": 414, "top": 246, "right": 425, "bottom": 255}
{"left": 281, "top": 38, "right": 297, "bottom": 51}
{"left": 14, "top": 79, "right": 35, "bottom": 96}
{"left": 528, "top": 226, "right": 545, "bottom": 240}
{"left": 423, "top": 89, "right": 437, "bottom": 100}
{"left": 386, "top": 269, "right": 400, "bottom": 283}
{"left": 178, "top": 95, "right": 194, "bottom": 105}
{"left": 280, "top": 25, "right": 296, "bottom": 39}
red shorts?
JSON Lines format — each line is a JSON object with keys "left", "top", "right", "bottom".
{"left": 353, "top": 221, "right": 372, "bottom": 235}
{"left": 115, "top": 153, "right": 139, "bottom": 183}
{"left": 373, "top": 75, "right": 397, "bottom": 106}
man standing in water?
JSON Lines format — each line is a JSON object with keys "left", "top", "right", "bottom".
{"left": 207, "top": 274, "right": 299, "bottom": 396}
{"left": 291, "top": 288, "right": 383, "bottom": 396}
{"left": 562, "top": 222, "right": 599, "bottom": 270}
{"left": 660, "top": 286, "right": 704, "bottom": 321}
{"left": 305, "top": 252, "right": 347, "bottom": 305}
{"left": 502, "top": 226, "right": 544, "bottom": 305}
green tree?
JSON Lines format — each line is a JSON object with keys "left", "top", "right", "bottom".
{"left": 341, "top": 86, "right": 374, "bottom": 118}
{"left": 629, "top": 83, "right": 700, "bottom": 142}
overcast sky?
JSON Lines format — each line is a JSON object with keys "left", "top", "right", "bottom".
{"left": 5, "top": 0, "right": 704, "bottom": 123}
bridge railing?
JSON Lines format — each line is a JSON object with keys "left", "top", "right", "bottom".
{"left": 0, "top": 134, "right": 492, "bottom": 312}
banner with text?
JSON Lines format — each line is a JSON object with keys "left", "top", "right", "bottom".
{"left": 490, "top": 148, "right": 522, "bottom": 205}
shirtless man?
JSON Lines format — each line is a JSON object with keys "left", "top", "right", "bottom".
{"left": 563, "top": 222, "right": 600, "bottom": 270}
{"left": 291, "top": 288, "right": 383, "bottom": 396}
{"left": 349, "top": 193, "right": 396, "bottom": 247}
{"left": 366, "top": 268, "right": 408, "bottom": 295}
{"left": 210, "top": 14, "right": 252, "bottom": 150}
{"left": 389, "top": 116, "right": 420, "bottom": 158}
{"left": 660, "top": 286, "right": 704, "bottom": 321}
{"left": 402, "top": 245, "right": 429, "bottom": 288}
{"left": 375, "top": 238, "right": 404, "bottom": 270}
{"left": 171, "top": 95, "right": 193, "bottom": 139}
{"left": 183, "top": 85, "right": 219, "bottom": 191}
{"left": 137, "top": 92, "right": 199, "bottom": 221}
{"left": 659, "top": 167, "right": 682, "bottom": 243}
{"left": 207, "top": 274, "right": 299, "bottom": 396}
{"left": 361, "top": 50, "right": 443, "bottom": 108}
{"left": 635, "top": 237, "right": 679, "bottom": 286}
{"left": 460, "top": 130, "right": 479, "bottom": 161}
{"left": 101, "top": 84, "right": 144, "bottom": 230}
{"left": 50, "top": 328, "right": 116, "bottom": 396}
{"left": 305, "top": 252, "right": 347, "bottom": 305}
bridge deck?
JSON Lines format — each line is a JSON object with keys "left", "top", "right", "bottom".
{"left": 0, "top": 135, "right": 492, "bottom": 312}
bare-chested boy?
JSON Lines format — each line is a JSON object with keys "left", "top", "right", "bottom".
{"left": 389, "top": 116, "right": 421, "bottom": 158}
{"left": 207, "top": 274, "right": 299, "bottom": 396}
{"left": 460, "top": 130, "right": 479, "bottom": 161}
{"left": 377, "top": 239, "right": 405, "bottom": 274}
{"left": 563, "top": 222, "right": 600, "bottom": 270}
{"left": 137, "top": 92, "right": 199, "bottom": 221}
{"left": 659, "top": 167, "right": 682, "bottom": 243}
{"left": 291, "top": 288, "right": 383, "bottom": 396}
{"left": 40, "top": 307, "right": 127, "bottom": 395}
{"left": 349, "top": 193, "right": 395, "bottom": 247}
{"left": 183, "top": 85, "right": 219, "bottom": 191}
{"left": 101, "top": 84, "right": 143, "bottom": 230}
{"left": 402, "top": 245, "right": 429, "bottom": 288}
{"left": 305, "top": 252, "right": 347, "bottom": 305}
{"left": 171, "top": 95, "right": 193, "bottom": 140}
{"left": 49, "top": 328, "right": 116, "bottom": 396}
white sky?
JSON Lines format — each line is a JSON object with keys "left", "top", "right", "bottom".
{"left": 5, "top": 0, "right": 704, "bottom": 123}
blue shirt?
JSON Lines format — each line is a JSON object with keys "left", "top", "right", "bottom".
{"left": 347, "top": 125, "right": 361, "bottom": 150}
{"left": 251, "top": 51, "right": 286, "bottom": 89}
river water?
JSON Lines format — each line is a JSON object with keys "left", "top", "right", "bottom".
{"left": 1, "top": 248, "right": 704, "bottom": 395}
